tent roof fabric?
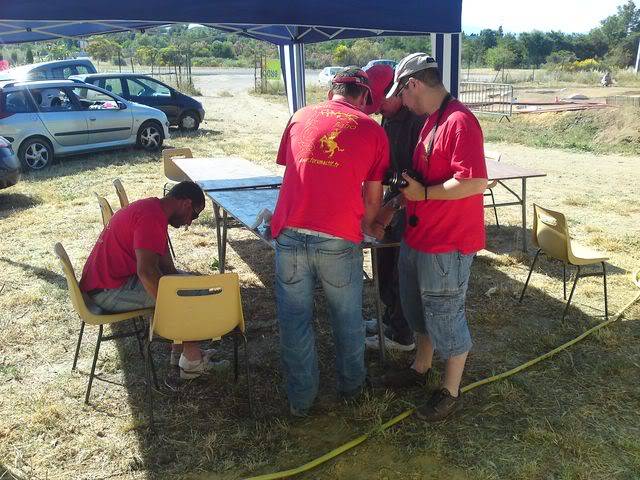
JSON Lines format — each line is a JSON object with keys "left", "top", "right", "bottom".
{"left": 0, "top": 1, "right": 462, "bottom": 45}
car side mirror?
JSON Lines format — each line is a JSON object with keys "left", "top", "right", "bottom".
{"left": 117, "top": 101, "right": 127, "bottom": 110}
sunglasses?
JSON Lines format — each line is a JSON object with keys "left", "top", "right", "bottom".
{"left": 395, "top": 77, "right": 410, "bottom": 97}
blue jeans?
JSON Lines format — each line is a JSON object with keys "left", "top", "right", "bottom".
{"left": 398, "top": 242, "right": 474, "bottom": 359}
{"left": 275, "top": 229, "right": 365, "bottom": 412}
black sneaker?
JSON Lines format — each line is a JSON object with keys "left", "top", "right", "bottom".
{"left": 415, "top": 388, "right": 461, "bottom": 422}
{"left": 370, "top": 367, "right": 430, "bottom": 389}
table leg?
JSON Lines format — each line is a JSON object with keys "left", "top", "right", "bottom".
{"left": 221, "top": 210, "right": 228, "bottom": 273}
{"left": 370, "top": 248, "right": 386, "bottom": 364}
{"left": 213, "top": 203, "right": 223, "bottom": 273}
{"left": 521, "top": 178, "right": 527, "bottom": 253}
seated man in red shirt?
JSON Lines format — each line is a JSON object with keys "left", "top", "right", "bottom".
{"left": 80, "top": 181, "right": 227, "bottom": 379}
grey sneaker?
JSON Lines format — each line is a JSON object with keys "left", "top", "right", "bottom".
{"left": 365, "top": 334, "right": 415, "bottom": 352}
{"left": 178, "top": 353, "right": 230, "bottom": 379}
{"left": 171, "top": 347, "right": 217, "bottom": 367}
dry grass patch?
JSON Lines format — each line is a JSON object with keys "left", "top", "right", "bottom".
{"left": 0, "top": 92, "right": 639, "bottom": 479}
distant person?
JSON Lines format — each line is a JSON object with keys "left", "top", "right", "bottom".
{"left": 270, "top": 67, "right": 390, "bottom": 416}
{"left": 0, "top": 55, "right": 9, "bottom": 71}
{"left": 361, "top": 63, "right": 427, "bottom": 353}
{"left": 80, "top": 181, "right": 228, "bottom": 379}
{"left": 601, "top": 71, "right": 612, "bottom": 87}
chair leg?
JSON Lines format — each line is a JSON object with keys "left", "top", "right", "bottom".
{"left": 490, "top": 189, "right": 499, "bottom": 227}
{"left": 233, "top": 334, "right": 239, "bottom": 383}
{"left": 145, "top": 338, "right": 155, "bottom": 431}
{"left": 519, "top": 249, "right": 541, "bottom": 303}
{"left": 168, "top": 235, "right": 176, "bottom": 259}
{"left": 563, "top": 264, "right": 567, "bottom": 300}
{"left": 562, "top": 266, "right": 581, "bottom": 320}
{"left": 602, "top": 262, "right": 608, "bottom": 320}
{"left": 243, "top": 334, "right": 253, "bottom": 417}
{"left": 85, "top": 325, "right": 103, "bottom": 405}
{"left": 132, "top": 318, "right": 145, "bottom": 360}
{"left": 72, "top": 321, "right": 85, "bottom": 371}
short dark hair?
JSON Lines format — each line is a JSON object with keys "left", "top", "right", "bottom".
{"left": 331, "top": 66, "right": 370, "bottom": 100}
{"left": 412, "top": 67, "right": 443, "bottom": 88}
{"left": 166, "top": 181, "right": 205, "bottom": 208}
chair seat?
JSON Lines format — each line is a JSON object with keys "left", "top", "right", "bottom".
{"left": 569, "top": 242, "right": 608, "bottom": 265}
{"left": 83, "top": 295, "right": 154, "bottom": 325}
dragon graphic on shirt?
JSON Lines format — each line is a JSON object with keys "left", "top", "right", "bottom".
{"left": 318, "top": 130, "right": 344, "bottom": 157}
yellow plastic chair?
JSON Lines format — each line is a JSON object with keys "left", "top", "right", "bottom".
{"left": 94, "top": 192, "right": 114, "bottom": 227}
{"left": 144, "top": 273, "right": 251, "bottom": 427}
{"left": 483, "top": 150, "right": 502, "bottom": 227}
{"left": 162, "top": 147, "right": 193, "bottom": 194}
{"left": 519, "top": 204, "right": 609, "bottom": 320}
{"left": 113, "top": 178, "right": 129, "bottom": 208}
{"left": 54, "top": 243, "right": 153, "bottom": 404}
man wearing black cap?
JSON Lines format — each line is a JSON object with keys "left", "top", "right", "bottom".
{"left": 270, "top": 67, "right": 390, "bottom": 416}
{"left": 378, "top": 53, "right": 488, "bottom": 422}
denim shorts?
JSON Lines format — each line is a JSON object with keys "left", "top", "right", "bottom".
{"left": 398, "top": 242, "right": 474, "bottom": 359}
{"left": 90, "top": 275, "right": 155, "bottom": 313}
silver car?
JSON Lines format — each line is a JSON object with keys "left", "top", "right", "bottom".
{"left": 0, "top": 79, "right": 170, "bottom": 170}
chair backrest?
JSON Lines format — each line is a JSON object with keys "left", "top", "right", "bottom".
{"left": 94, "top": 193, "right": 114, "bottom": 227}
{"left": 54, "top": 242, "right": 98, "bottom": 324}
{"left": 113, "top": 178, "right": 129, "bottom": 208}
{"left": 162, "top": 148, "right": 192, "bottom": 182}
{"left": 532, "top": 204, "right": 571, "bottom": 262}
{"left": 151, "top": 273, "right": 245, "bottom": 343}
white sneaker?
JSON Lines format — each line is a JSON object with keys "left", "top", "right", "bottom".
{"left": 365, "top": 334, "right": 415, "bottom": 352}
{"left": 178, "top": 353, "right": 230, "bottom": 379}
{"left": 364, "top": 319, "right": 379, "bottom": 335}
{"left": 170, "top": 347, "right": 217, "bottom": 367}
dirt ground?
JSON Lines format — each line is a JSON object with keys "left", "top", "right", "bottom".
{"left": 1, "top": 89, "right": 639, "bottom": 480}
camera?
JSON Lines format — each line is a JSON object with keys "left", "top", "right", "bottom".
{"left": 382, "top": 168, "right": 423, "bottom": 195}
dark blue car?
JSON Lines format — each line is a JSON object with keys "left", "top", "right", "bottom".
{"left": 70, "top": 73, "right": 205, "bottom": 131}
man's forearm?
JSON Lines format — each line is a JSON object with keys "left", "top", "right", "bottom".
{"left": 138, "top": 267, "right": 162, "bottom": 299}
{"left": 426, "top": 177, "right": 488, "bottom": 200}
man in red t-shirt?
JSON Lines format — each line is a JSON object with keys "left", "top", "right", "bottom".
{"left": 271, "top": 67, "right": 390, "bottom": 416}
{"left": 80, "top": 181, "right": 226, "bottom": 378}
{"left": 375, "top": 54, "right": 488, "bottom": 421}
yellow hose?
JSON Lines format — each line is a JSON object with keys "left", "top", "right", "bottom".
{"left": 246, "top": 284, "right": 640, "bottom": 480}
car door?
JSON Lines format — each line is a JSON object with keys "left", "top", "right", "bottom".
{"left": 70, "top": 86, "right": 133, "bottom": 144}
{"left": 125, "top": 77, "right": 178, "bottom": 122}
{"left": 29, "top": 86, "right": 89, "bottom": 147}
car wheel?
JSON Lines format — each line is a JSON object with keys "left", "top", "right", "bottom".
{"left": 137, "top": 121, "right": 164, "bottom": 150}
{"left": 18, "top": 137, "right": 54, "bottom": 171}
{"left": 178, "top": 111, "right": 200, "bottom": 131}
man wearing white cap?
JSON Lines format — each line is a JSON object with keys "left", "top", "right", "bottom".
{"left": 379, "top": 53, "right": 488, "bottom": 421}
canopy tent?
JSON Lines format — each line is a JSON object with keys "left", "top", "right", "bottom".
{"left": 0, "top": 0, "right": 463, "bottom": 113}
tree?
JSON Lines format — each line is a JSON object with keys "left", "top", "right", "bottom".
{"left": 545, "top": 50, "right": 577, "bottom": 70}
{"left": 87, "top": 37, "right": 118, "bottom": 64}
{"left": 485, "top": 44, "right": 517, "bottom": 71}
{"left": 519, "top": 31, "right": 553, "bottom": 68}
{"left": 26, "top": 48, "right": 34, "bottom": 64}
{"left": 333, "top": 44, "right": 350, "bottom": 66}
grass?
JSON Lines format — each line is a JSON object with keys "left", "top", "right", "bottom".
{"left": 480, "top": 106, "right": 640, "bottom": 156}
{"left": 0, "top": 91, "right": 639, "bottom": 479}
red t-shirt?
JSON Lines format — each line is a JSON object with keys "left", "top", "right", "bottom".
{"left": 404, "top": 99, "right": 487, "bottom": 254}
{"left": 80, "top": 198, "right": 169, "bottom": 292}
{"left": 271, "top": 99, "right": 390, "bottom": 243}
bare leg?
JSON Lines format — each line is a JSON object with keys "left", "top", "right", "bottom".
{"left": 442, "top": 351, "right": 469, "bottom": 396}
{"left": 411, "top": 333, "right": 434, "bottom": 374}
{"left": 182, "top": 342, "right": 202, "bottom": 361}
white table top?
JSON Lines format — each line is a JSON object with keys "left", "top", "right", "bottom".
{"left": 174, "top": 156, "right": 282, "bottom": 191}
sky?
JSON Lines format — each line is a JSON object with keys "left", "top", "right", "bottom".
{"left": 462, "top": 0, "right": 629, "bottom": 34}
